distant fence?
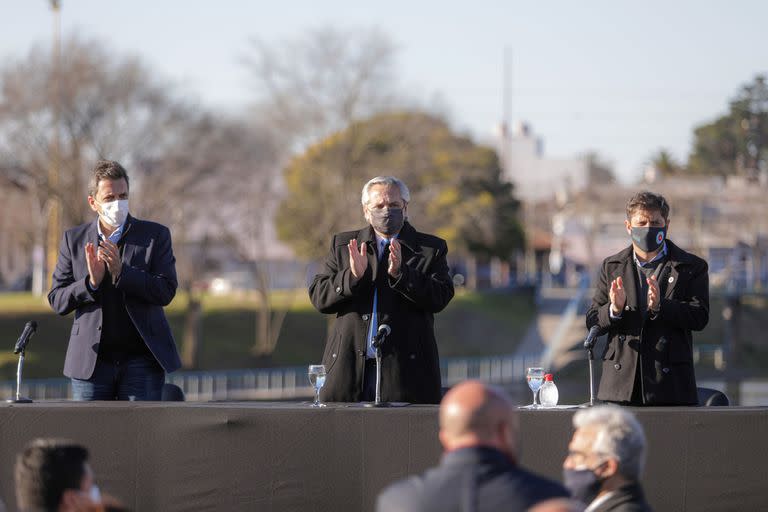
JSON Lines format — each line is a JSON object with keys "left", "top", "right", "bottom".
{"left": 0, "top": 353, "right": 543, "bottom": 402}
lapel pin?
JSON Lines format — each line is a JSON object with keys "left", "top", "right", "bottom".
{"left": 668, "top": 276, "right": 674, "bottom": 284}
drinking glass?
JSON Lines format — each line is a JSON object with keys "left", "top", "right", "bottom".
{"left": 526, "top": 367, "right": 545, "bottom": 408}
{"left": 308, "top": 364, "right": 327, "bottom": 407}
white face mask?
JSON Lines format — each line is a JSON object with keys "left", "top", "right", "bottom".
{"left": 97, "top": 199, "right": 129, "bottom": 227}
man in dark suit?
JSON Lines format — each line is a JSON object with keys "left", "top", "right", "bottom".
{"left": 309, "top": 176, "right": 454, "bottom": 404}
{"left": 48, "top": 160, "right": 181, "bottom": 400}
{"left": 563, "top": 405, "right": 652, "bottom": 512}
{"left": 376, "top": 380, "right": 569, "bottom": 512}
{"left": 586, "top": 191, "right": 709, "bottom": 405}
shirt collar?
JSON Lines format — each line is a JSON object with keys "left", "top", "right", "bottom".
{"left": 634, "top": 241, "right": 667, "bottom": 268}
{"left": 585, "top": 491, "right": 615, "bottom": 512}
{"left": 97, "top": 218, "right": 126, "bottom": 244}
{"left": 374, "top": 232, "right": 398, "bottom": 248}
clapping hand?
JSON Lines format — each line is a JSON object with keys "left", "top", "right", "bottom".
{"left": 609, "top": 277, "right": 626, "bottom": 315}
{"left": 348, "top": 239, "right": 368, "bottom": 279}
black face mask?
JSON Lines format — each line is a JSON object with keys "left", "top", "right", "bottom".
{"left": 369, "top": 207, "right": 404, "bottom": 236}
{"left": 631, "top": 225, "right": 665, "bottom": 253}
{"left": 563, "top": 467, "right": 604, "bottom": 504}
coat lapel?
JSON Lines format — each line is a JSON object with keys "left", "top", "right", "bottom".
{"left": 621, "top": 257, "right": 639, "bottom": 312}
{"left": 357, "top": 226, "right": 378, "bottom": 280}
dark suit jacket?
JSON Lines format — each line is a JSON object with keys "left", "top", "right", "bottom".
{"left": 586, "top": 240, "right": 709, "bottom": 405}
{"left": 309, "top": 221, "right": 454, "bottom": 404}
{"left": 591, "top": 483, "right": 653, "bottom": 512}
{"left": 48, "top": 215, "right": 181, "bottom": 379}
{"left": 375, "top": 447, "right": 569, "bottom": 512}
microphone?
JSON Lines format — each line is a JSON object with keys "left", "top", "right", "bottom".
{"left": 583, "top": 325, "right": 601, "bottom": 350}
{"left": 14, "top": 321, "right": 37, "bottom": 355}
{"left": 372, "top": 324, "right": 391, "bottom": 349}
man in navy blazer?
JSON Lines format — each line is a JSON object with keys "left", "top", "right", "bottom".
{"left": 376, "top": 381, "right": 569, "bottom": 512}
{"left": 48, "top": 160, "right": 181, "bottom": 400}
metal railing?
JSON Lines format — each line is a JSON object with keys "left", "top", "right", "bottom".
{"left": 0, "top": 353, "right": 542, "bottom": 402}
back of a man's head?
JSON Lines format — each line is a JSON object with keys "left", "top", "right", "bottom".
{"left": 439, "top": 380, "right": 518, "bottom": 458}
{"left": 15, "top": 438, "right": 89, "bottom": 512}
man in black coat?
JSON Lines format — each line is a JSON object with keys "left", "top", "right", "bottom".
{"left": 48, "top": 160, "right": 181, "bottom": 400}
{"left": 586, "top": 191, "right": 708, "bottom": 405}
{"left": 376, "top": 380, "right": 570, "bottom": 512}
{"left": 309, "top": 176, "right": 454, "bottom": 403}
{"left": 563, "top": 405, "right": 652, "bottom": 512}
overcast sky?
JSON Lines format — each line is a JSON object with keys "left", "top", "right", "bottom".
{"left": 3, "top": 0, "right": 767, "bottom": 183}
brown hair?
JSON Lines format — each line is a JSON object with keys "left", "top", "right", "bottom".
{"left": 88, "top": 160, "right": 130, "bottom": 198}
{"left": 626, "top": 191, "right": 669, "bottom": 221}
{"left": 15, "top": 438, "right": 89, "bottom": 511}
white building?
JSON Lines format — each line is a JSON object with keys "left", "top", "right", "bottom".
{"left": 498, "top": 122, "right": 589, "bottom": 202}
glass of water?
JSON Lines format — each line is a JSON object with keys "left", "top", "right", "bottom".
{"left": 308, "top": 364, "right": 327, "bottom": 407}
{"left": 526, "top": 367, "right": 545, "bottom": 408}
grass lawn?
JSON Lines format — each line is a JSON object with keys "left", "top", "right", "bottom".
{"left": 0, "top": 288, "right": 536, "bottom": 380}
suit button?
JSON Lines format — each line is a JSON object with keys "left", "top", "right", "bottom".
{"left": 662, "top": 367, "right": 670, "bottom": 374}
{"left": 332, "top": 353, "right": 337, "bottom": 359}
{"left": 618, "top": 335, "right": 625, "bottom": 342}
{"left": 97, "top": 325, "right": 102, "bottom": 331}
{"left": 335, "top": 286, "right": 342, "bottom": 294}
{"left": 624, "top": 305, "right": 630, "bottom": 311}
{"left": 614, "top": 363, "right": 621, "bottom": 370}
{"left": 410, "top": 354, "right": 416, "bottom": 360}
{"left": 362, "top": 314, "right": 369, "bottom": 321}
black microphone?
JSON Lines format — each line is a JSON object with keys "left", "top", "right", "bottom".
{"left": 14, "top": 321, "right": 37, "bottom": 354}
{"left": 583, "top": 325, "right": 601, "bottom": 350}
{"left": 372, "top": 324, "right": 391, "bottom": 349}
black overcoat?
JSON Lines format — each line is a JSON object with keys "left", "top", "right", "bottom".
{"left": 586, "top": 240, "right": 709, "bottom": 405}
{"left": 309, "top": 221, "right": 454, "bottom": 403}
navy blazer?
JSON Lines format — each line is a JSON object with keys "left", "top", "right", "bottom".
{"left": 376, "top": 447, "right": 569, "bottom": 512}
{"left": 48, "top": 215, "right": 182, "bottom": 379}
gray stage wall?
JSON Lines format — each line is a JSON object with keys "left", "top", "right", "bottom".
{"left": 0, "top": 402, "right": 766, "bottom": 511}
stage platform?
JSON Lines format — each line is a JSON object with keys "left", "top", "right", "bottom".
{"left": 0, "top": 402, "right": 766, "bottom": 511}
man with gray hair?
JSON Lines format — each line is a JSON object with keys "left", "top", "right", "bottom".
{"left": 563, "top": 405, "right": 652, "bottom": 511}
{"left": 309, "top": 176, "right": 454, "bottom": 403}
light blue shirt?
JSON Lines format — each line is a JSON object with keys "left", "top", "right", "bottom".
{"left": 97, "top": 218, "right": 126, "bottom": 245}
{"left": 89, "top": 218, "right": 126, "bottom": 291}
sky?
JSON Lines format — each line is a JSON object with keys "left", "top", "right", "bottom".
{"left": 3, "top": 0, "right": 767, "bottom": 183}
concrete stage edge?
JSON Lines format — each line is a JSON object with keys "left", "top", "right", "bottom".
{"left": 0, "top": 403, "right": 765, "bottom": 511}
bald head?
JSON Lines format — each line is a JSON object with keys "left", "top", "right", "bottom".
{"left": 439, "top": 380, "right": 518, "bottom": 457}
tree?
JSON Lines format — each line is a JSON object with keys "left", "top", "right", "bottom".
{"left": 0, "top": 36, "right": 192, "bottom": 294}
{"left": 648, "top": 149, "right": 682, "bottom": 177}
{"left": 0, "top": 36, "right": 289, "bottom": 365}
{"left": 276, "top": 111, "right": 524, "bottom": 264}
{"left": 245, "top": 26, "right": 398, "bottom": 149}
{"left": 688, "top": 75, "right": 768, "bottom": 178}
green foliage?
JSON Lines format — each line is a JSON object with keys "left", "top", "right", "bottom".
{"left": 276, "top": 111, "right": 524, "bottom": 261}
{"left": 649, "top": 149, "right": 682, "bottom": 177}
{"left": 688, "top": 75, "right": 768, "bottom": 176}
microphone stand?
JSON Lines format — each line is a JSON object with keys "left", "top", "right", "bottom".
{"left": 580, "top": 329, "right": 603, "bottom": 408}
{"left": 585, "top": 339, "right": 596, "bottom": 407}
{"left": 7, "top": 347, "right": 32, "bottom": 403}
{"left": 364, "top": 343, "right": 389, "bottom": 408}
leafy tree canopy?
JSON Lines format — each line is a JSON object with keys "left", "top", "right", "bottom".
{"left": 276, "top": 111, "right": 524, "bottom": 261}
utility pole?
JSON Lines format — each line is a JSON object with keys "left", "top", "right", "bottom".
{"left": 45, "top": 0, "right": 62, "bottom": 293}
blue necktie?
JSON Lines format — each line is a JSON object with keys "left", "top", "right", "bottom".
{"left": 366, "top": 239, "right": 389, "bottom": 358}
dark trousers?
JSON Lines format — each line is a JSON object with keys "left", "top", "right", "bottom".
{"left": 71, "top": 353, "right": 165, "bottom": 401}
